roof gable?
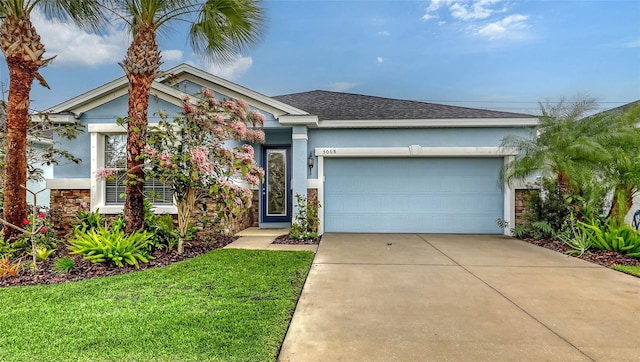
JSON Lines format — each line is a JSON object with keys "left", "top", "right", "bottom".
{"left": 44, "top": 63, "right": 308, "bottom": 120}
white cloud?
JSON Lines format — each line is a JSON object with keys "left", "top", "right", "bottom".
{"left": 162, "top": 50, "right": 183, "bottom": 62}
{"left": 378, "top": 31, "right": 390, "bottom": 36}
{"left": 32, "top": 9, "right": 129, "bottom": 68}
{"left": 377, "top": 57, "right": 384, "bottom": 63}
{"left": 328, "top": 82, "right": 358, "bottom": 92}
{"left": 477, "top": 14, "right": 528, "bottom": 38}
{"left": 205, "top": 54, "right": 253, "bottom": 80}
{"left": 422, "top": 0, "right": 507, "bottom": 22}
{"left": 421, "top": 1, "right": 530, "bottom": 40}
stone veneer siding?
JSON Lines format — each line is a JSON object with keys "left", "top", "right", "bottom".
{"left": 50, "top": 188, "right": 259, "bottom": 237}
{"left": 515, "top": 189, "right": 538, "bottom": 226}
{"left": 50, "top": 189, "right": 91, "bottom": 237}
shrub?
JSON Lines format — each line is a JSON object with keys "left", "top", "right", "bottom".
{"left": 72, "top": 209, "right": 104, "bottom": 235}
{"left": 289, "top": 193, "right": 321, "bottom": 240}
{"left": 578, "top": 218, "right": 640, "bottom": 257}
{"left": 68, "top": 226, "right": 153, "bottom": 268}
{"left": 30, "top": 246, "right": 56, "bottom": 262}
{"left": 0, "top": 255, "right": 22, "bottom": 278}
{"left": 556, "top": 224, "right": 592, "bottom": 256}
{"left": 54, "top": 256, "right": 75, "bottom": 274}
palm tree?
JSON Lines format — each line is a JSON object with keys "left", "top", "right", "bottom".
{"left": 0, "top": 1, "right": 103, "bottom": 240}
{"left": 501, "top": 97, "right": 610, "bottom": 196}
{"left": 106, "top": 0, "right": 264, "bottom": 233}
{"left": 596, "top": 104, "right": 640, "bottom": 222}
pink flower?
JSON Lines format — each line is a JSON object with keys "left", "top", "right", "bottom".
{"left": 202, "top": 88, "right": 213, "bottom": 98}
{"left": 242, "top": 144, "right": 255, "bottom": 157}
{"left": 38, "top": 212, "right": 46, "bottom": 219}
{"left": 96, "top": 168, "right": 119, "bottom": 181}
{"left": 224, "top": 100, "right": 236, "bottom": 110}
{"left": 191, "top": 146, "right": 213, "bottom": 174}
{"left": 183, "top": 103, "right": 196, "bottom": 115}
{"left": 237, "top": 99, "right": 248, "bottom": 110}
{"left": 231, "top": 122, "right": 248, "bottom": 138}
{"left": 158, "top": 153, "right": 173, "bottom": 168}
{"left": 40, "top": 227, "right": 47, "bottom": 233}
{"left": 182, "top": 95, "right": 190, "bottom": 102}
{"left": 251, "top": 110, "right": 265, "bottom": 124}
{"left": 143, "top": 145, "right": 157, "bottom": 158}
{"left": 246, "top": 174, "right": 260, "bottom": 185}
{"left": 22, "top": 219, "right": 30, "bottom": 226}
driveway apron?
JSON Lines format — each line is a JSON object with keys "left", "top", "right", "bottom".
{"left": 278, "top": 233, "right": 640, "bottom": 361}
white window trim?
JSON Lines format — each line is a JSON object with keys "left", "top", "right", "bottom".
{"left": 313, "top": 146, "right": 516, "bottom": 236}
{"left": 89, "top": 123, "right": 177, "bottom": 214}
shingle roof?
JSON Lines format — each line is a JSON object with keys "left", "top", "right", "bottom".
{"left": 272, "top": 90, "right": 534, "bottom": 120}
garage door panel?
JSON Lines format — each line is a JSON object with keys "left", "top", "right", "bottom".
{"left": 324, "top": 158, "right": 503, "bottom": 233}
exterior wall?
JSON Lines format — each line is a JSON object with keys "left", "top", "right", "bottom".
{"left": 514, "top": 189, "right": 537, "bottom": 226}
{"left": 50, "top": 189, "right": 91, "bottom": 236}
{"left": 49, "top": 188, "right": 258, "bottom": 237}
{"left": 54, "top": 95, "right": 180, "bottom": 179}
{"left": 306, "top": 127, "right": 532, "bottom": 178}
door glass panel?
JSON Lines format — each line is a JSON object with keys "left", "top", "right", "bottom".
{"left": 266, "top": 149, "right": 287, "bottom": 216}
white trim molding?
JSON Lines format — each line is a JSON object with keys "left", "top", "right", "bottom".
{"left": 46, "top": 178, "right": 91, "bottom": 190}
{"left": 314, "top": 145, "right": 516, "bottom": 236}
{"left": 317, "top": 118, "right": 538, "bottom": 128}
{"left": 315, "top": 146, "right": 518, "bottom": 158}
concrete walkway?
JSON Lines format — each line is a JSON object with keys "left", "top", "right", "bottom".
{"left": 224, "top": 227, "right": 318, "bottom": 252}
{"left": 278, "top": 233, "right": 640, "bottom": 361}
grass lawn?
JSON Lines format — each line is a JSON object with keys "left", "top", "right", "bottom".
{"left": 611, "top": 265, "right": 640, "bottom": 277}
{"left": 0, "top": 249, "right": 314, "bottom": 362}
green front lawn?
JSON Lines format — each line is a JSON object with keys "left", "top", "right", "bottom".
{"left": 612, "top": 265, "right": 640, "bottom": 278}
{"left": 0, "top": 249, "right": 314, "bottom": 362}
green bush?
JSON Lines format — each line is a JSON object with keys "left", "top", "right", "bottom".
{"left": 68, "top": 226, "right": 153, "bottom": 268}
{"left": 53, "top": 256, "right": 75, "bottom": 274}
{"left": 147, "top": 214, "right": 179, "bottom": 250}
{"left": 578, "top": 218, "right": 640, "bottom": 257}
{"left": 72, "top": 209, "right": 104, "bottom": 235}
{"left": 289, "top": 193, "right": 321, "bottom": 240}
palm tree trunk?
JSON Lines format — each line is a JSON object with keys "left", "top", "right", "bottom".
{"left": 121, "top": 25, "right": 161, "bottom": 234}
{"left": 2, "top": 60, "right": 36, "bottom": 240}
{"left": 0, "top": 16, "right": 46, "bottom": 240}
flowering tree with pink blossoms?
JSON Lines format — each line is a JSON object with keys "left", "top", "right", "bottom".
{"left": 143, "top": 89, "right": 264, "bottom": 253}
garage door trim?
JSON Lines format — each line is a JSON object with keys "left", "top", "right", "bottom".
{"left": 313, "top": 146, "right": 517, "bottom": 236}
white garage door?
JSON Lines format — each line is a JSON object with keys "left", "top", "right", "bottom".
{"left": 323, "top": 157, "right": 503, "bottom": 233}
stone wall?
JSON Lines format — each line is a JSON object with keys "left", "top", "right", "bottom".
{"left": 50, "top": 189, "right": 91, "bottom": 236}
{"left": 515, "top": 189, "right": 538, "bottom": 226}
{"left": 49, "top": 188, "right": 258, "bottom": 237}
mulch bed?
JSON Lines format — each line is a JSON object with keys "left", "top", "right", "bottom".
{"left": 0, "top": 236, "right": 236, "bottom": 288}
{"left": 4, "top": 234, "right": 637, "bottom": 288}
{"left": 522, "top": 237, "right": 640, "bottom": 267}
{"left": 272, "top": 234, "right": 321, "bottom": 245}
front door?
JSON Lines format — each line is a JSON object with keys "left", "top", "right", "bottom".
{"left": 262, "top": 146, "right": 291, "bottom": 223}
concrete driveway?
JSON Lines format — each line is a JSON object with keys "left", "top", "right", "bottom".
{"left": 278, "top": 234, "right": 640, "bottom": 361}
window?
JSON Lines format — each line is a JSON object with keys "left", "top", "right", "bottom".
{"left": 104, "top": 134, "right": 173, "bottom": 205}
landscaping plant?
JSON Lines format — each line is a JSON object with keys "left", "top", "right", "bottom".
{"left": 140, "top": 90, "right": 265, "bottom": 253}
{"left": 68, "top": 225, "right": 153, "bottom": 268}
{"left": 289, "top": 193, "right": 321, "bottom": 240}
{"left": 577, "top": 218, "right": 640, "bottom": 258}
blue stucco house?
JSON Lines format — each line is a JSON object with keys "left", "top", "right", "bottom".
{"left": 44, "top": 63, "right": 538, "bottom": 235}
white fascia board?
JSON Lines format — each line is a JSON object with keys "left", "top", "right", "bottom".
{"left": 44, "top": 77, "right": 129, "bottom": 113}
{"left": 31, "top": 113, "right": 77, "bottom": 124}
{"left": 88, "top": 122, "right": 162, "bottom": 133}
{"left": 88, "top": 123, "right": 127, "bottom": 133}
{"left": 317, "top": 118, "right": 539, "bottom": 128}
{"left": 162, "top": 63, "right": 309, "bottom": 116}
{"left": 43, "top": 76, "right": 187, "bottom": 116}
{"left": 315, "top": 146, "right": 518, "bottom": 157}
{"left": 278, "top": 114, "right": 319, "bottom": 126}
{"left": 46, "top": 178, "right": 91, "bottom": 189}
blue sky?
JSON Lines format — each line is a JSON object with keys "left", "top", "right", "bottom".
{"left": 1, "top": 0, "right": 639, "bottom": 115}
